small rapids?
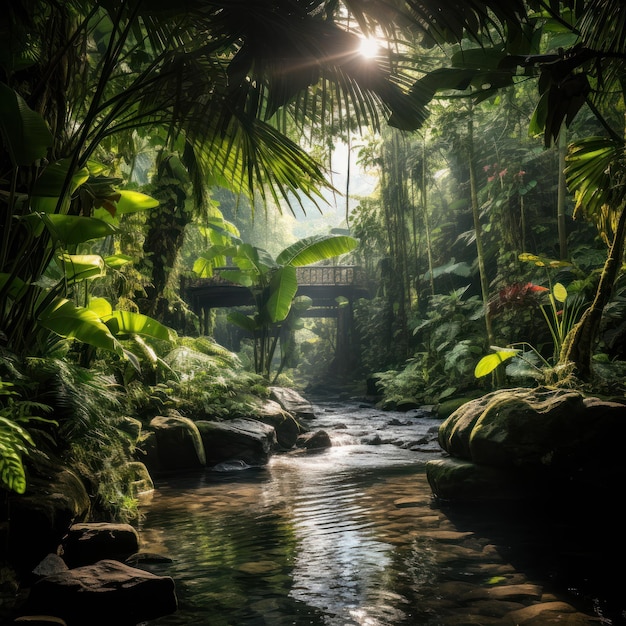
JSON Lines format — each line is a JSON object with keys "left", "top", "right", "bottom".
{"left": 137, "top": 397, "right": 624, "bottom": 626}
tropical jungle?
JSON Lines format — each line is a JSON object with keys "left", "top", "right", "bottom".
{"left": 1, "top": 1, "right": 625, "bottom": 624}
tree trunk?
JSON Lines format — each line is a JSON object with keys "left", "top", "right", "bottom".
{"left": 559, "top": 203, "right": 626, "bottom": 380}
{"left": 557, "top": 124, "right": 568, "bottom": 260}
{"left": 468, "top": 120, "right": 495, "bottom": 343}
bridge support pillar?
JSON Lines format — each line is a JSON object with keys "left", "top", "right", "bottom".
{"left": 332, "top": 301, "right": 358, "bottom": 378}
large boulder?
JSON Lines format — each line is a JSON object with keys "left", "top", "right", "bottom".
{"left": 426, "top": 457, "right": 537, "bottom": 502}
{"left": 253, "top": 398, "right": 303, "bottom": 449}
{"left": 61, "top": 523, "right": 140, "bottom": 568}
{"left": 23, "top": 559, "right": 177, "bottom": 626}
{"left": 7, "top": 468, "right": 91, "bottom": 574}
{"left": 143, "top": 414, "right": 206, "bottom": 473}
{"left": 269, "top": 387, "right": 316, "bottom": 419}
{"left": 427, "top": 387, "right": 626, "bottom": 502}
{"left": 121, "top": 461, "right": 154, "bottom": 497}
{"left": 196, "top": 418, "right": 277, "bottom": 467}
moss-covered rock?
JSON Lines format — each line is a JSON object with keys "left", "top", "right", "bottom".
{"left": 252, "top": 398, "right": 303, "bottom": 449}
{"left": 145, "top": 414, "right": 206, "bottom": 473}
{"left": 429, "top": 387, "right": 626, "bottom": 502}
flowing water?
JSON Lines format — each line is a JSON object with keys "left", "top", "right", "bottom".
{"left": 137, "top": 397, "right": 623, "bottom": 626}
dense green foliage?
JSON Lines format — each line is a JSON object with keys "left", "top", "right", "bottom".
{"left": 1, "top": 0, "right": 626, "bottom": 519}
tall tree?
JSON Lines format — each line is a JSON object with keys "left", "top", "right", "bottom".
{"left": 398, "top": 0, "right": 626, "bottom": 382}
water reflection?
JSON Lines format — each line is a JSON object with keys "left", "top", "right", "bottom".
{"left": 138, "top": 400, "right": 621, "bottom": 625}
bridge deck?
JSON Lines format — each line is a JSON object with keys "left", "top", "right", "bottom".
{"left": 182, "top": 265, "right": 371, "bottom": 313}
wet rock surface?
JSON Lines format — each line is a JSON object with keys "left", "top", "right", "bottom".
{"left": 22, "top": 559, "right": 177, "bottom": 626}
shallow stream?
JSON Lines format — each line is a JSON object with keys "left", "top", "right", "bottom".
{"left": 138, "top": 397, "right": 623, "bottom": 625}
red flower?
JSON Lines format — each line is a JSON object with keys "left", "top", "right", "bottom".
{"left": 490, "top": 282, "right": 548, "bottom": 314}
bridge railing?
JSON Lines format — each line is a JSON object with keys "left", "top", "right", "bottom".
{"left": 295, "top": 265, "right": 366, "bottom": 287}
{"left": 184, "top": 265, "right": 368, "bottom": 288}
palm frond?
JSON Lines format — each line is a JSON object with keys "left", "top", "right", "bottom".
{"left": 565, "top": 136, "right": 626, "bottom": 242}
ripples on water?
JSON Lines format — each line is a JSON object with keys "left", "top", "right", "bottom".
{"left": 138, "top": 399, "right": 624, "bottom": 625}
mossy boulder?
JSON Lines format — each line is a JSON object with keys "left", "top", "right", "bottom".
{"left": 252, "top": 398, "right": 303, "bottom": 449}
{"left": 426, "top": 458, "right": 535, "bottom": 502}
{"left": 428, "top": 387, "right": 626, "bottom": 502}
{"left": 144, "top": 414, "right": 206, "bottom": 473}
{"left": 121, "top": 461, "right": 154, "bottom": 497}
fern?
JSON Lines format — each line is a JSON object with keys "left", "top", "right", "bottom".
{"left": 177, "top": 336, "right": 241, "bottom": 368}
{"left": 0, "top": 382, "right": 53, "bottom": 494}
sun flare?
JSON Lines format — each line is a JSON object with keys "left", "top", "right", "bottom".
{"left": 358, "top": 38, "right": 380, "bottom": 59}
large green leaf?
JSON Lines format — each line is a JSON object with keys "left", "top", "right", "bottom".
{"left": 276, "top": 235, "right": 357, "bottom": 267}
{"left": 193, "top": 245, "right": 238, "bottom": 277}
{"left": 234, "top": 244, "right": 275, "bottom": 274}
{"left": 115, "top": 189, "right": 159, "bottom": 213}
{"left": 87, "top": 297, "right": 113, "bottom": 318}
{"left": 38, "top": 297, "right": 120, "bottom": 353}
{"left": 27, "top": 159, "right": 89, "bottom": 218}
{"left": 104, "top": 254, "right": 133, "bottom": 268}
{"left": 565, "top": 137, "right": 624, "bottom": 235}
{"left": 0, "top": 82, "right": 53, "bottom": 166}
{"left": 265, "top": 266, "right": 298, "bottom": 323}
{"left": 57, "top": 254, "right": 106, "bottom": 281}
{"left": 227, "top": 311, "right": 259, "bottom": 333}
{"left": 93, "top": 189, "right": 159, "bottom": 224}
{"left": 35, "top": 214, "right": 117, "bottom": 245}
{"left": 474, "top": 349, "right": 519, "bottom": 378}
{"left": 104, "top": 310, "right": 177, "bottom": 342}
{"left": 32, "top": 159, "right": 90, "bottom": 197}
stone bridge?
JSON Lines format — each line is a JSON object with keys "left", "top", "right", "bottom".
{"left": 181, "top": 265, "right": 372, "bottom": 375}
